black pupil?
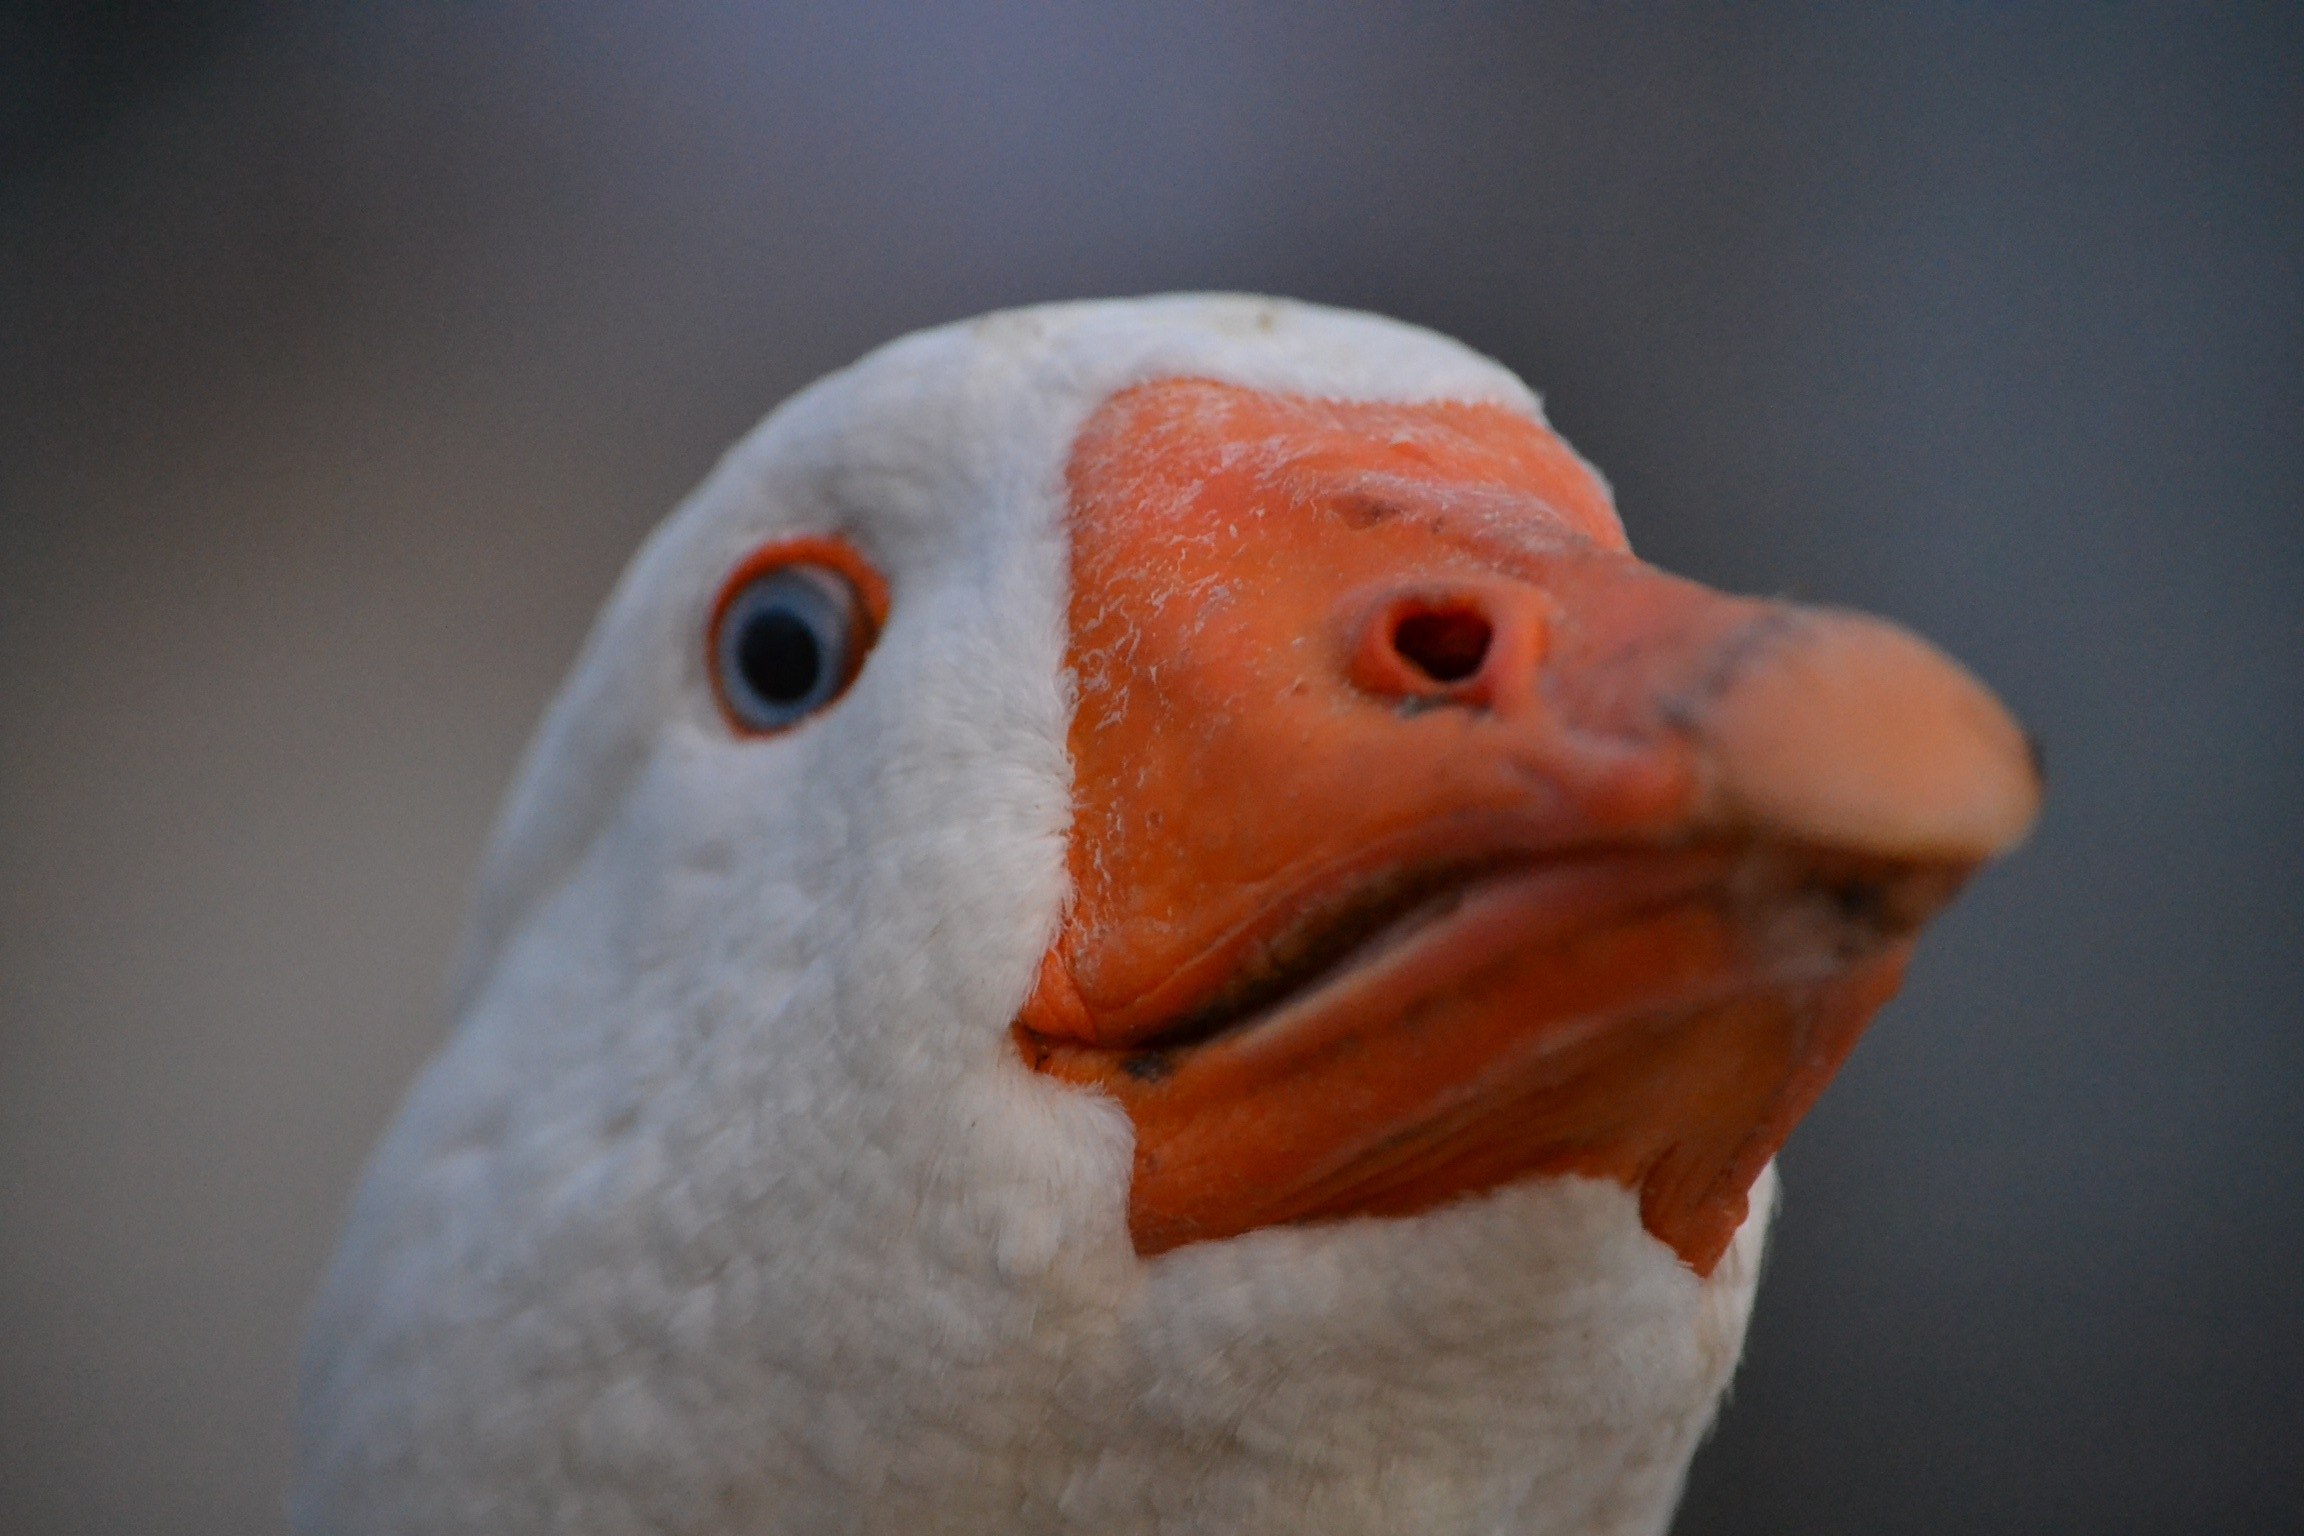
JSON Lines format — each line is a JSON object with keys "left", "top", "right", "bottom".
{"left": 738, "top": 607, "right": 825, "bottom": 704}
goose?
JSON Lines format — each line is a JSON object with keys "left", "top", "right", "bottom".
{"left": 294, "top": 294, "right": 2038, "bottom": 1536}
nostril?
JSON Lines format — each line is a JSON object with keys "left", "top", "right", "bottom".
{"left": 1391, "top": 606, "right": 1494, "bottom": 684}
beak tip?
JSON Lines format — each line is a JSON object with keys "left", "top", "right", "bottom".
{"left": 1704, "top": 613, "right": 2043, "bottom": 867}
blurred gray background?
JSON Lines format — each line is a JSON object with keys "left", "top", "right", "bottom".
{"left": 2, "top": 5, "right": 2297, "bottom": 1532}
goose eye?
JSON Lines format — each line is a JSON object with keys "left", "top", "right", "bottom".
{"left": 709, "top": 551, "right": 881, "bottom": 734}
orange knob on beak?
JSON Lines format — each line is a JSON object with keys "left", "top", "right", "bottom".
{"left": 1017, "top": 379, "right": 2039, "bottom": 1274}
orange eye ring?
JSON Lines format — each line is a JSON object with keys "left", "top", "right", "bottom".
{"left": 706, "top": 537, "right": 890, "bottom": 736}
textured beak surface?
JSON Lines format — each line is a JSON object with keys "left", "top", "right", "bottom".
{"left": 1018, "top": 380, "right": 2039, "bottom": 1273}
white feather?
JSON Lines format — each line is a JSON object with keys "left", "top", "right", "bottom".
{"left": 296, "top": 295, "right": 1764, "bottom": 1535}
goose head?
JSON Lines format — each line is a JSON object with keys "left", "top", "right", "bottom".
{"left": 296, "top": 296, "right": 2037, "bottom": 1535}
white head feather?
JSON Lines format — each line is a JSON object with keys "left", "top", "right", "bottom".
{"left": 296, "top": 295, "right": 1768, "bottom": 1536}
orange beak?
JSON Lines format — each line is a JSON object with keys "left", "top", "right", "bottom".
{"left": 1016, "top": 379, "right": 2040, "bottom": 1275}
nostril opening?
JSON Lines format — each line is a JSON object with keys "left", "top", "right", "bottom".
{"left": 1391, "top": 607, "right": 1494, "bottom": 684}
